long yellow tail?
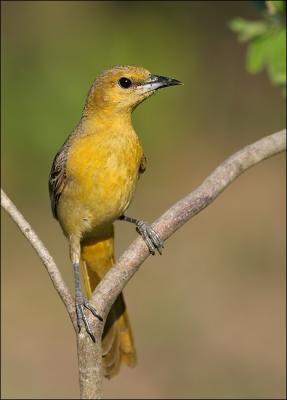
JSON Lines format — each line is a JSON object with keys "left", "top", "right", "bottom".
{"left": 80, "top": 226, "right": 136, "bottom": 378}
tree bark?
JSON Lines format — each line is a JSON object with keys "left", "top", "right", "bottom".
{"left": 1, "top": 129, "right": 285, "bottom": 399}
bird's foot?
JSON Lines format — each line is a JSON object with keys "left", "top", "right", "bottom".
{"left": 75, "top": 295, "right": 103, "bottom": 342}
{"left": 136, "top": 220, "right": 164, "bottom": 255}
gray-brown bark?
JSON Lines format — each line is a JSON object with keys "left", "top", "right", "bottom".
{"left": 1, "top": 129, "right": 286, "bottom": 399}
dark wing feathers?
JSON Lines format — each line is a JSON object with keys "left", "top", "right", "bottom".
{"left": 139, "top": 155, "right": 147, "bottom": 174}
{"left": 48, "top": 135, "right": 73, "bottom": 219}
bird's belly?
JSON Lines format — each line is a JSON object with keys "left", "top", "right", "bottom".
{"left": 57, "top": 133, "right": 142, "bottom": 238}
{"left": 86, "top": 163, "right": 139, "bottom": 225}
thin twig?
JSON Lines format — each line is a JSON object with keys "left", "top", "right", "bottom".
{"left": 1, "top": 189, "right": 77, "bottom": 329}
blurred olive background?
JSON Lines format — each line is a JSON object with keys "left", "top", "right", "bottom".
{"left": 1, "top": 1, "right": 285, "bottom": 399}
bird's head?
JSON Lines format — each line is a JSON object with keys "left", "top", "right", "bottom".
{"left": 83, "top": 65, "right": 182, "bottom": 117}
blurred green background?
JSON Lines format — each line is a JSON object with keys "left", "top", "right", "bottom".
{"left": 1, "top": 1, "right": 286, "bottom": 399}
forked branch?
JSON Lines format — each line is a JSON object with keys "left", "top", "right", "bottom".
{"left": 1, "top": 129, "right": 286, "bottom": 399}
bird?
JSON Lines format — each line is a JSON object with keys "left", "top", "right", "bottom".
{"left": 49, "top": 65, "right": 182, "bottom": 378}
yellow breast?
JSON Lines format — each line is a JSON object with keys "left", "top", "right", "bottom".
{"left": 57, "top": 125, "right": 143, "bottom": 239}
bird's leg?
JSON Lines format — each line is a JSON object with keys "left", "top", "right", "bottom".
{"left": 73, "top": 261, "right": 103, "bottom": 342}
{"left": 118, "top": 214, "right": 164, "bottom": 255}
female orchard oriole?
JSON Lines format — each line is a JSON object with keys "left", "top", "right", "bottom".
{"left": 49, "top": 65, "right": 182, "bottom": 377}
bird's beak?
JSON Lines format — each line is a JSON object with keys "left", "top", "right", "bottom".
{"left": 139, "top": 74, "right": 183, "bottom": 93}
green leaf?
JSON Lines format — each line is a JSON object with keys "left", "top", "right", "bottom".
{"left": 266, "top": 29, "right": 286, "bottom": 84}
{"left": 230, "top": 3, "right": 286, "bottom": 90}
{"left": 246, "top": 27, "right": 286, "bottom": 86}
{"left": 229, "top": 18, "right": 268, "bottom": 42}
{"left": 246, "top": 34, "right": 271, "bottom": 73}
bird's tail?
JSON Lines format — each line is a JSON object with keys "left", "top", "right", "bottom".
{"left": 80, "top": 226, "right": 136, "bottom": 378}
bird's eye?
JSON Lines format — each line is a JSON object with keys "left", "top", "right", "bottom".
{"left": 118, "top": 77, "right": 132, "bottom": 89}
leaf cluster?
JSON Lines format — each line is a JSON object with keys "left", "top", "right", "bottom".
{"left": 229, "top": 0, "right": 286, "bottom": 89}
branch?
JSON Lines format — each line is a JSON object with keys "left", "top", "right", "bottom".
{"left": 91, "top": 129, "right": 286, "bottom": 318}
{"left": 2, "top": 129, "right": 285, "bottom": 399}
{"left": 1, "top": 188, "right": 77, "bottom": 329}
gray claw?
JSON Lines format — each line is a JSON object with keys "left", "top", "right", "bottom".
{"left": 75, "top": 298, "right": 103, "bottom": 342}
{"left": 136, "top": 221, "right": 164, "bottom": 255}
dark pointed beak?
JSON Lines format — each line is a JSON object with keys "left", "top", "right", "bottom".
{"left": 140, "top": 74, "right": 183, "bottom": 93}
{"left": 151, "top": 75, "right": 183, "bottom": 88}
